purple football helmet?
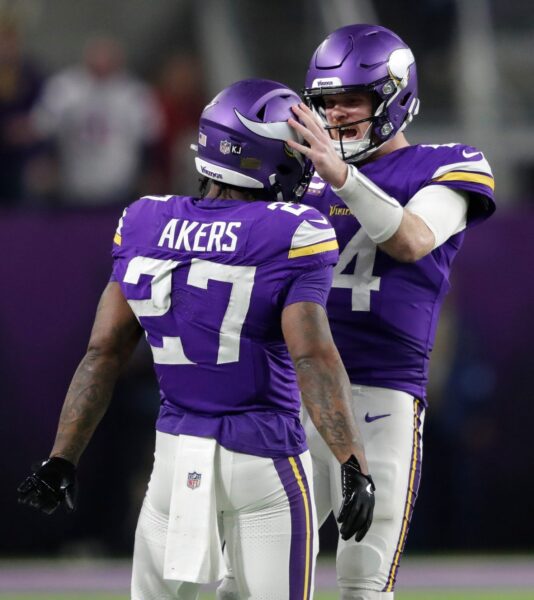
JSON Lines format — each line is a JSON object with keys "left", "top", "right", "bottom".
{"left": 303, "top": 24, "right": 420, "bottom": 163}
{"left": 194, "top": 79, "right": 312, "bottom": 202}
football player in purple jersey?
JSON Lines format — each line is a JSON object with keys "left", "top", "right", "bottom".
{"left": 282, "top": 24, "right": 496, "bottom": 600}
{"left": 18, "top": 78, "right": 375, "bottom": 599}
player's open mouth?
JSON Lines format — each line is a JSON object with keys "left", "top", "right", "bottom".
{"left": 340, "top": 128, "right": 358, "bottom": 140}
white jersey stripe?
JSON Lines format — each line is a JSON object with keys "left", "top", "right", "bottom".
{"left": 432, "top": 155, "right": 493, "bottom": 179}
{"left": 291, "top": 220, "right": 336, "bottom": 250}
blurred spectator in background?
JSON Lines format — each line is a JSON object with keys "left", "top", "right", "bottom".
{"left": 153, "top": 53, "right": 206, "bottom": 195}
{"left": 32, "top": 35, "right": 162, "bottom": 207}
{"left": 0, "top": 13, "right": 45, "bottom": 206}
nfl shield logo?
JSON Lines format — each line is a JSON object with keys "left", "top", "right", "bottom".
{"left": 187, "top": 471, "right": 202, "bottom": 490}
{"left": 219, "top": 140, "right": 231, "bottom": 155}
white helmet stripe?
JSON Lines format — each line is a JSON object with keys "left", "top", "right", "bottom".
{"left": 234, "top": 109, "right": 301, "bottom": 143}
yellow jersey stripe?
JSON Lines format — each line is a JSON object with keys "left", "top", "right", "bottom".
{"left": 113, "top": 233, "right": 122, "bottom": 246}
{"left": 288, "top": 239, "right": 338, "bottom": 259}
{"left": 385, "top": 400, "right": 420, "bottom": 592}
{"left": 433, "top": 171, "right": 495, "bottom": 191}
{"left": 288, "top": 456, "right": 312, "bottom": 600}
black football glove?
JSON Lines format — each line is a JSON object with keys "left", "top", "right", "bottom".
{"left": 337, "top": 455, "right": 375, "bottom": 542}
{"left": 17, "top": 457, "right": 77, "bottom": 515}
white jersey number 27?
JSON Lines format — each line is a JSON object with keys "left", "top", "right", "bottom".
{"left": 124, "top": 256, "right": 255, "bottom": 365}
{"left": 332, "top": 229, "right": 380, "bottom": 312}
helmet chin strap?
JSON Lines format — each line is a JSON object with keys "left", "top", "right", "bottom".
{"left": 268, "top": 173, "right": 284, "bottom": 201}
{"left": 340, "top": 136, "right": 389, "bottom": 164}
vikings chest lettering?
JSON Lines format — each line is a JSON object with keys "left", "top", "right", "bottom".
{"left": 329, "top": 204, "right": 353, "bottom": 217}
{"left": 157, "top": 219, "right": 242, "bottom": 252}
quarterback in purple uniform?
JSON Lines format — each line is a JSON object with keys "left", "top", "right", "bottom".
{"left": 284, "top": 25, "right": 496, "bottom": 600}
{"left": 18, "top": 79, "right": 375, "bottom": 599}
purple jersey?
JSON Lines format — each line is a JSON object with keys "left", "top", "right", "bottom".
{"left": 303, "top": 144, "right": 495, "bottom": 403}
{"left": 111, "top": 195, "right": 338, "bottom": 457}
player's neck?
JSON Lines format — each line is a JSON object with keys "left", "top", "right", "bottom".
{"left": 205, "top": 183, "right": 255, "bottom": 202}
{"left": 353, "top": 133, "right": 409, "bottom": 167}
{"left": 370, "top": 132, "right": 410, "bottom": 161}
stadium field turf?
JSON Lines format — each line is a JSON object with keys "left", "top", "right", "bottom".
{"left": 2, "top": 592, "right": 534, "bottom": 600}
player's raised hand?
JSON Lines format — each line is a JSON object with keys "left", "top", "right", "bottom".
{"left": 287, "top": 103, "right": 348, "bottom": 189}
{"left": 17, "top": 457, "right": 77, "bottom": 515}
{"left": 337, "top": 455, "right": 375, "bottom": 542}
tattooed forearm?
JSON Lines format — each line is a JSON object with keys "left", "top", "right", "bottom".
{"left": 295, "top": 354, "right": 366, "bottom": 469}
{"left": 50, "top": 349, "right": 121, "bottom": 465}
{"left": 316, "top": 409, "right": 351, "bottom": 446}
{"left": 49, "top": 283, "right": 142, "bottom": 465}
{"left": 282, "top": 301, "right": 369, "bottom": 469}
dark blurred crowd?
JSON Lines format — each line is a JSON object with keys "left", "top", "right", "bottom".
{"left": 0, "top": 13, "right": 207, "bottom": 210}
{"left": 0, "top": 12, "right": 208, "bottom": 556}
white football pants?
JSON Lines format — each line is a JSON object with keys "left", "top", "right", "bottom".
{"left": 216, "top": 386, "right": 424, "bottom": 600}
{"left": 306, "top": 385, "right": 424, "bottom": 599}
{"left": 132, "top": 431, "right": 318, "bottom": 600}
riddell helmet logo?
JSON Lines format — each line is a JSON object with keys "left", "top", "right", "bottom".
{"left": 312, "top": 77, "right": 342, "bottom": 88}
{"left": 201, "top": 165, "right": 223, "bottom": 179}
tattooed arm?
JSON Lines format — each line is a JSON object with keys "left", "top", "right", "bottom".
{"left": 281, "top": 301, "right": 368, "bottom": 471}
{"left": 50, "top": 282, "right": 143, "bottom": 465}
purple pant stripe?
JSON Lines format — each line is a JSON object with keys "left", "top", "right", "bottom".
{"left": 294, "top": 456, "right": 315, "bottom": 598}
{"left": 383, "top": 398, "right": 424, "bottom": 592}
{"left": 274, "top": 456, "right": 313, "bottom": 600}
{"left": 292, "top": 454, "right": 314, "bottom": 598}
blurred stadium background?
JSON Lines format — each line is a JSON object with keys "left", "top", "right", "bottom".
{"left": 1, "top": 0, "right": 533, "bottom": 597}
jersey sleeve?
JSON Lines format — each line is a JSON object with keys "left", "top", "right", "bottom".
{"left": 111, "top": 195, "right": 176, "bottom": 259}
{"left": 283, "top": 264, "right": 333, "bottom": 309}
{"left": 110, "top": 205, "right": 130, "bottom": 282}
{"left": 111, "top": 207, "right": 129, "bottom": 256}
{"left": 428, "top": 145, "right": 495, "bottom": 225}
{"left": 285, "top": 205, "right": 339, "bottom": 267}
{"left": 262, "top": 201, "right": 339, "bottom": 268}
{"left": 110, "top": 197, "right": 149, "bottom": 282}
{"left": 267, "top": 203, "right": 338, "bottom": 310}
{"left": 112, "top": 203, "right": 139, "bottom": 255}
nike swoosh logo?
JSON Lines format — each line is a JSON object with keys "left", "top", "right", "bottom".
{"left": 364, "top": 412, "right": 391, "bottom": 423}
{"left": 462, "top": 150, "right": 481, "bottom": 158}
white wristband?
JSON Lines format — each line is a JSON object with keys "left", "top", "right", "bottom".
{"left": 332, "top": 165, "right": 403, "bottom": 244}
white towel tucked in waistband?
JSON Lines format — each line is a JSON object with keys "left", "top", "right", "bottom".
{"left": 163, "top": 434, "right": 226, "bottom": 584}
